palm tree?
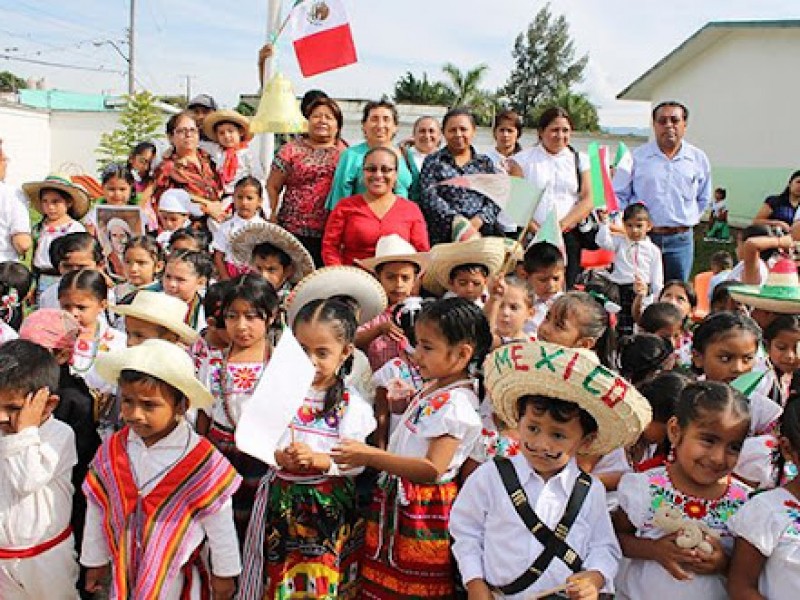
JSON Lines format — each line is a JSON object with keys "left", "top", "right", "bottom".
{"left": 393, "top": 72, "right": 452, "bottom": 106}
{"left": 440, "top": 63, "right": 489, "bottom": 107}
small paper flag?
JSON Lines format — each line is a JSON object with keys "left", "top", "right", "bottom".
{"left": 729, "top": 371, "right": 765, "bottom": 397}
{"left": 588, "top": 143, "right": 620, "bottom": 212}
{"left": 438, "top": 174, "right": 545, "bottom": 227}
{"left": 531, "top": 204, "right": 566, "bottom": 259}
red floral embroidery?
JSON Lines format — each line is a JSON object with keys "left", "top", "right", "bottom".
{"left": 683, "top": 500, "right": 708, "bottom": 519}
{"left": 231, "top": 366, "right": 258, "bottom": 389}
{"left": 429, "top": 392, "right": 450, "bottom": 411}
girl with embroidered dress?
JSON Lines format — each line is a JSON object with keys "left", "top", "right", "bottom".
{"left": 196, "top": 273, "right": 277, "bottom": 540}
{"left": 238, "top": 298, "right": 376, "bottom": 600}
{"left": 760, "top": 315, "right": 800, "bottom": 406}
{"left": 112, "top": 235, "right": 165, "bottom": 304}
{"left": 727, "top": 396, "right": 800, "bottom": 599}
{"left": 331, "top": 297, "right": 491, "bottom": 599}
{"left": 163, "top": 249, "right": 213, "bottom": 332}
{"left": 58, "top": 269, "right": 126, "bottom": 438}
{"left": 613, "top": 381, "right": 752, "bottom": 599}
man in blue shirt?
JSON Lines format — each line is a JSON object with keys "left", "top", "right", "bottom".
{"left": 613, "top": 101, "right": 711, "bottom": 282}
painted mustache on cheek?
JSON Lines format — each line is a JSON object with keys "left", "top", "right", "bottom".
{"left": 524, "top": 442, "right": 562, "bottom": 460}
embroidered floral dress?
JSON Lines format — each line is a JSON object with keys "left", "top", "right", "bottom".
{"left": 469, "top": 396, "right": 520, "bottom": 464}
{"left": 728, "top": 487, "right": 800, "bottom": 598}
{"left": 616, "top": 465, "right": 751, "bottom": 599}
{"left": 372, "top": 355, "right": 423, "bottom": 438}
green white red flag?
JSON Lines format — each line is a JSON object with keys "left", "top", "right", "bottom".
{"left": 588, "top": 142, "right": 619, "bottom": 212}
{"left": 291, "top": 0, "right": 357, "bottom": 77}
{"left": 437, "top": 174, "right": 545, "bottom": 227}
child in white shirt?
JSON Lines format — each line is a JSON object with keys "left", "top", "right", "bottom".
{"left": 523, "top": 241, "right": 565, "bottom": 336}
{"left": 211, "top": 177, "right": 267, "bottom": 279}
{"left": 203, "top": 110, "right": 264, "bottom": 199}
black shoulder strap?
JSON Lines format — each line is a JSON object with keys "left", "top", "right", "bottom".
{"left": 568, "top": 144, "right": 582, "bottom": 194}
{"left": 494, "top": 457, "right": 593, "bottom": 595}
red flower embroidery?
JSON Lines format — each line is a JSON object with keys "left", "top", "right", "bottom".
{"left": 429, "top": 392, "right": 450, "bottom": 411}
{"left": 231, "top": 366, "right": 258, "bottom": 389}
{"left": 785, "top": 499, "right": 800, "bottom": 511}
{"left": 296, "top": 404, "right": 315, "bottom": 424}
{"left": 683, "top": 499, "right": 708, "bottom": 519}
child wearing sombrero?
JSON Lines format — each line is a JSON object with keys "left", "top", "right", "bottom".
{"left": 427, "top": 236, "right": 507, "bottom": 307}
{"left": 450, "top": 340, "right": 652, "bottom": 599}
{"left": 203, "top": 109, "right": 264, "bottom": 200}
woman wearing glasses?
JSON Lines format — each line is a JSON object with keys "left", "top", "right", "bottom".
{"left": 322, "top": 147, "right": 429, "bottom": 266}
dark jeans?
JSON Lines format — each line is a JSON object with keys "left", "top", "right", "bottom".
{"left": 564, "top": 229, "right": 582, "bottom": 289}
{"left": 650, "top": 229, "right": 694, "bottom": 283}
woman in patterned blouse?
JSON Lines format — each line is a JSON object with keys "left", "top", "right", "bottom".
{"left": 266, "top": 97, "right": 344, "bottom": 267}
{"left": 419, "top": 107, "right": 500, "bottom": 245}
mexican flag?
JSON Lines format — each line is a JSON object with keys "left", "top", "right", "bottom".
{"left": 587, "top": 143, "right": 619, "bottom": 212}
{"left": 530, "top": 203, "right": 566, "bottom": 259}
{"left": 291, "top": 0, "right": 357, "bottom": 77}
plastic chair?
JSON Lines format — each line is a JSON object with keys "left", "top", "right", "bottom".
{"left": 580, "top": 248, "right": 615, "bottom": 270}
{"left": 693, "top": 270, "right": 713, "bottom": 321}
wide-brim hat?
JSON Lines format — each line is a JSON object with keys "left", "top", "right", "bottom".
{"left": 110, "top": 290, "right": 199, "bottom": 345}
{"left": 285, "top": 266, "right": 388, "bottom": 326}
{"left": 729, "top": 258, "right": 800, "bottom": 314}
{"left": 229, "top": 222, "right": 315, "bottom": 284}
{"left": 421, "top": 267, "right": 447, "bottom": 297}
{"left": 355, "top": 234, "right": 430, "bottom": 274}
{"left": 96, "top": 338, "right": 213, "bottom": 411}
{"left": 202, "top": 109, "right": 253, "bottom": 142}
{"left": 427, "top": 236, "right": 507, "bottom": 291}
{"left": 484, "top": 341, "right": 652, "bottom": 455}
{"left": 23, "top": 173, "right": 90, "bottom": 220}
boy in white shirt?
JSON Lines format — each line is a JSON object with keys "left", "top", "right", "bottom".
{"left": 0, "top": 339, "right": 79, "bottom": 599}
{"left": 523, "top": 241, "right": 566, "bottom": 337}
{"left": 450, "top": 341, "right": 651, "bottom": 599}
{"left": 596, "top": 203, "right": 663, "bottom": 336}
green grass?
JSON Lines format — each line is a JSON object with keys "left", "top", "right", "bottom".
{"left": 691, "top": 222, "right": 738, "bottom": 279}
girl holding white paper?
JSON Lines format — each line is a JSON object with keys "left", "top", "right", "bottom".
{"left": 238, "top": 298, "right": 376, "bottom": 600}
{"left": 196, "top": 273, "right": 278, "bottom": 541}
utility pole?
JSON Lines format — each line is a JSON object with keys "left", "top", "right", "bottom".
{"left": 180, "top": 75, "right": 196, "bottom": 104}
{"left": 128, "top": 0, "right": 136, "bottom": 95}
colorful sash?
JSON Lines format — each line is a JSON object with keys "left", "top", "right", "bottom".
{"left": 83, "top": 427, "right": 241, "bottom": 599}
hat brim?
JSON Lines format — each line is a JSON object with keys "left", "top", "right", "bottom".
{"left": 485, "top": 341, "right": 652, "bottom": 455}
{"left": 427, "top": 237, "right": 507, "bottom": 291}
{"left": 729, "top": 286, "right": 800, "bottom": 314}
{"left": 202, "top": 110, "right": 253, "bottom": 142}
{"left": 230, "top": 222, "right": 315, "bottom": 284}
{"left": 23, "top": 179, "right": 90, "bottom": 220}
{"left": 356, "top": 252, "right": 430, "bottom": 275}
{"left": 286, "top": 266, "right": 388, "bottom": 326}
{"left": 95, "top": 341, "right": 213, "bottom": 412}
{"left": 110, "top": 304, "right": 199, "bottom": 345}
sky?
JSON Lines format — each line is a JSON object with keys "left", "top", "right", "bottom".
{"left": 1, "top": 0, "right": 798, "bottom": 128}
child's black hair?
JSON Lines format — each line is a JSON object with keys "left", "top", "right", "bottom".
{"left": 523, "top": 241, "right": 564, "bottom": 274}
{"left": 219, "top": 273, "right": 278, "bottom": 322}
{"left": 0, "top": 339, "right": 60, "bottom": 396}
{"left": 546, "top": 292, "right": 614, "bottom": 366}
{"left": 618, "top": 333, "right": 673, "bottom": 384}
{"left": 203, "top": 280, "right": 231, "bottom": 328}
{"left": 709, "top": 280, "right": 738, "bottom": 312}
{"left": 168, "top": 229, "right": 203, "bottom": 251}
{"left": 674, "top": 380, "right": 750, "bottom": 429}
{"left": 128, "top": 141, "right": 157, "bottom": 180}
{"left": 660, "top": 280, "right": 697, "bottom": 309}
{"left": 0, "top": 262, "right": 33, "bottom": 330}
{"left": 375, "top": 260, "right": 421, "bottom": 276}
{"left": 763, "top": 314, "right": 800, "bottom": 344}
{"left": 709, "top": 250, "right": 733, "bottom": 272}
{"left": 100, "top": 162, "right": 136, "bottom": 202}
{"left": 252, "top": 242, "right": 291, "bottom": 268}
{"left": 740, "top": 224, "right": 778, "bottom": 262}
{"left": 622, "top": 203, "right": 650, "bottom": 222}
{"left": 574, "top": 284, "right": 618, "bottom": 369}
{"left": 167, "top": 249, "right": 214, "bottom": 281}
{"left": 637, "top": 371, "right": 689, "bottom": 424}
{"left": 639, "top": 302, "right": 684, "bottom": 334}
{"left": 516, "top": 394, "right": 598, "bottom": 437}
{"left": 124, "top": 234, "right": 165, "bottom": 268}
{"left": 329, "top": 294, "right": 360, "bottom": 315}
{"left": 692, "top": 311, "right": 762, "bottom": 356}
{"left": 119, "top": 369, "right": 186, "bottom": 407}
{"left": 293, "top": 298, "right": 357, "bottom": 415}
{"left": 58, "top": 268, "right": 108, "bottom": 303}
{"left": 715, "top": 187, "right": 727, "bottom": 200}
{"left": 49, "top": 232, "right": 103, "bottom": 268}
{"left": 233, "top": 176, "right": 264, "bottom": 198}
{"left": 776, "top": 394, "right": 800, "bottom": 486}
{"left": 416, "top": 297, "right": 493, "bottom": 376}
{"left": 449, "top": 263, "right": 489, "bottom": 282}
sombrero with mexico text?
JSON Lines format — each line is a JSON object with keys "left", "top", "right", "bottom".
{"left": 23, "top": 173, "right": 90, "bottom": 220}
{"left": 484, "top": 340, "right": 652, "bottom": 455}
{"left": 427, "top": 236, "right": 507, "bottom": 292}
{"left": 230, "top": 222, "right": 315, "bottom": 284}
{"left": 728, "top": 257, "right": 800, "bottom": 314}
{"left": 285, "top": 266, "right": 388, "bottom": 327}
{"left": 202, "top": 109, "right": 254, "bottom": 143}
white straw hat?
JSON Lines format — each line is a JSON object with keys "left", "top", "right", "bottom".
{"left": 484, "top": 341, "right": 652, "bottom": 455}
{"left": 285, "top": 266, "right": 388, "bottom": 326}
{"left": 355, "top": 234, "right": 429, "bottom": 274}
{"left": 427, "top": 236, "right": 507, "bottom": 291}
{"left": 229, "top": 222, "right": 315, "bottom": 284}
{"left": 158, "top": 188, "right": 203, "bottom": 217}
{"left": 95, "top": 338, "right": 213, "bottom": 411}
{"left": 202, "top": 109, "right": 253, "bottom": 142}
{"left": 23, "top": 173, "right": 90, "bottom": 220}
{"left": 110, "top": 291, "right": 199, "bottom": 345}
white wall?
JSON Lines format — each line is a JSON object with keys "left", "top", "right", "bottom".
{"left": 0, "top": 103, "right": 51, "bottom": 187}
{"left": 49, "top": 111, "right": 124, "bottom": 177}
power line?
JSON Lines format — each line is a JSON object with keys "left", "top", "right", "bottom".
{"left": 0, "top": 54, "right": 126, "bottom": 74}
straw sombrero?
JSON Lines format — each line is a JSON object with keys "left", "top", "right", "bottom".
{"left": 355, "top": 234, "right": 429, "bottom": 274}
{"left": 427, "top": 236, "right": 507, "bottom": 291}
{"left": 202, "top": 109, "right": 254, "bottom": 143}
{"left": 110, "top": 291, "right": 199, "bottom": 345}
{"left": 96, "top": 338, "right": 213, "bottom": 411}
{"left": 422, "top": 267, "right": 447, "bottom": 297}
{"left": 23, "top": 173, "right": 90, "bottom": 220}
{"left": 229, "top": 222, "right": 315, "bottom": 284}
{"left": 285, "top": 266, "right": 388, "bottom": 326}
{"left": 484, "top": 341, "right": 652, "bottom": 455}
{"left": 729, "top": 258, "right": 800, "bottom": 314}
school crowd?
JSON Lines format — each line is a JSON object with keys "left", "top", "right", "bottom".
{"left": 0, "top": 91, "right": 800, "bottom": 600}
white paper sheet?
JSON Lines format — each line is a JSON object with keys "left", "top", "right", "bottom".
{"left": 235, "top": 328, "right": 315, "bottom": 466}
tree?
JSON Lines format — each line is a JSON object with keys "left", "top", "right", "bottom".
{"left": 531, "top": 87, "right": 600, "bottom": 132}
{"left": 393, "top": 71, "right": 453, "bottom": 106}
{"left": 96, "top": 91, "right": 164, "bottom": 169}
{"left": 0, "top": 71, "right": 27, "bottom": 92}
{"left": 440, "top": 63, "right": 489, "bottom": 107}
{"left": 502, "top": 3, "right": 588, "bottom": 125}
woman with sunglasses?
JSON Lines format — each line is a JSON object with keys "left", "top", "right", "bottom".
{"left": 322, "top": 146, "right": 429, "bottom": 266}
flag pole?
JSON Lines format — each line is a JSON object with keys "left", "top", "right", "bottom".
{"left": 260, "top": 0, "right": 282, "bottom": 175}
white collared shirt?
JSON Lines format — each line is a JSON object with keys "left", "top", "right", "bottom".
{"left": 450, "top": 454, "right": 620, "bottom": 598}
{"left": 0, "top": 181, "right": 31, "bottom": 263}
{"left": 595, "top": 224, "right": 663, "bottom": 296}
{"left": 211, "top": 213, "right": 267, "bottom": 264}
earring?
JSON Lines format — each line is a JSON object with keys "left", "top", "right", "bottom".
{"left": 666, "top": 446, "right": 675, "bottom": 464}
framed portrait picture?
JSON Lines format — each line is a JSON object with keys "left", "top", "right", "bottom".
{"left": 96, "top": 205, "right": 145, "bottom": 280}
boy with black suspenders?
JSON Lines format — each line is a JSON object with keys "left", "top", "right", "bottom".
{"left": 450, "top": 341, "right": 652, "bottom": 599}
